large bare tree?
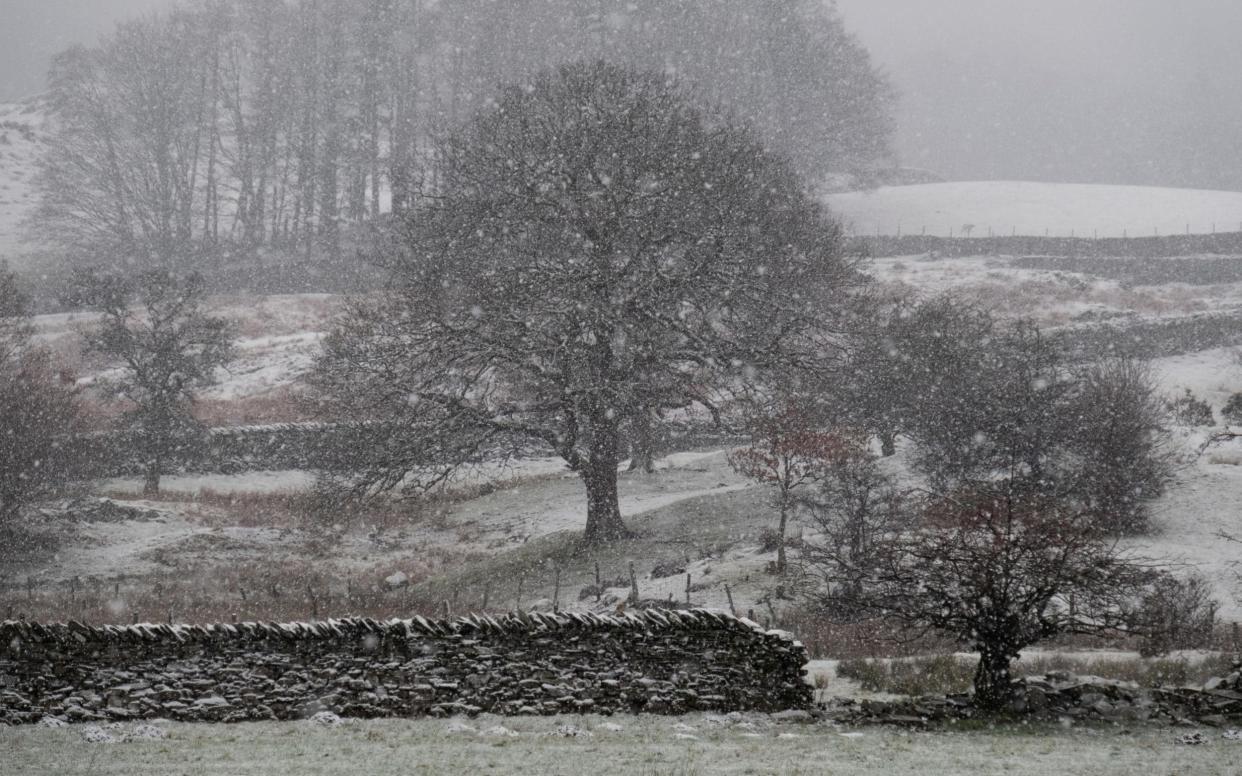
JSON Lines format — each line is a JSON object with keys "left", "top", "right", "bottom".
{"left": 314, "top": 62, "right": 856, "bottom": 545}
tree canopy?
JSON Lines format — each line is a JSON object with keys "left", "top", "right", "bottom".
{"left": 315, "top": 61, "right": 858, "bottom": 544}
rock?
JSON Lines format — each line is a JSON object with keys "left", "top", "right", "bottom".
{"left": 1176, "top": 732, "right": 1207, "bottom": 745}
{"left": 482, "top": 725, "right": 518, "bottom": 737}
{"left": 650, "top": 561, "right": 686, "bottom": 579}
{"left": 194, "top": 696, "right": 229, "bottom": 708}
{"left": 1025, "top": 687, "right": 1049, "bottom": 712}
{"left": 308, "top": 711, "right": 343, "bottom": 727}
{"left": 125, "top": 724, "right": 167, "bottom": 740}
{"left": 383, "top": 572, "right": 409, "bottom": 590}
{"left": 80, "top": 725, "right": 118, "bottom": 744}
{"left": 771, "top": 709, "right": 813, "bottom": 723}
{"left": 37, "top": 716, "right": 68, "bottom": 728}
{"left": 1078, "top": 692, "right": 1106, "bottom": 707}
{"left": 554, "top": 724, "right": 591, "bottom": 737}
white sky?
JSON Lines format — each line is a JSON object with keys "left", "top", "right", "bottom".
{"left": 3, "top": 0, "right": 1241, "bottom": 189}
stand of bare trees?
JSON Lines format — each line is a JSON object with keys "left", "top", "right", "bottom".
{"left": 30, "top": 0, "right": 893, "bottom": 275}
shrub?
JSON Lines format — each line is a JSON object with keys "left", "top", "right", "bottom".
{"left": 837, "top": 652, "right": 1237, "bottom": 696}
{"left": 1123, "top": 574, "right": 1219, "bottom": 657}
{"left": 836, "top": 656, "right": 976, "bottom": 696}
{"left": 1222, "top": 392, "right": 1242, "bottom": 424}
{"left": 1168, "top": 388, "right": 1214, "bottom": 426}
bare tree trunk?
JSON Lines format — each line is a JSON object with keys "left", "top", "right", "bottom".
{"left": 973, "top": 642, "right": 1016, "bottom": 711}
{"left": 581, "top": 422, "right": 630, "bottom": 545}
{"left": 143, "top": 462, "right": 161, "bottom": 497}
{"left": 776, "top": 500, "right": 789, "bottom": 573}
{"left": 626, "top": 408, "right": 657, "bottom": 474}
{"left": 880, "top": 430, "right": 896, "bottom": 457}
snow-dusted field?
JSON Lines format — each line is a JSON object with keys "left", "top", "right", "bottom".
{"left": 827, "top": 181, "right": 1242, "bottom": 238}
{"left": 4, "top": 715, "right": 1240, "bottom": 776}
{"left": 867, "top": 254, "right": 1242, "bottom": 326}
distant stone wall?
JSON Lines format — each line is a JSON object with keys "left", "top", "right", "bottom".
{"left": 851, "top": 231, "right": 1242, "bottom": 259}
{"left": 81, "top": 419, "right": 743, "bottom": 479}
{"left": 0, "top": 610, "right": 810, "bottom": 725}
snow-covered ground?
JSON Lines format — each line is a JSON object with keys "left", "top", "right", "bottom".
{"left": 30, "top": 293, "right": 339, "bottom": 423}
{"left": 827, "top": 181, "right": 1242, "bottom": 238}
{"left": 3, "top": 170, "right": 1239, "bottom": 639}
{"left": 867, "top": 254, "right": 1242, "bottom": 325}
{"left": 5, "top": 715, "right": 1239, "bottom": 775}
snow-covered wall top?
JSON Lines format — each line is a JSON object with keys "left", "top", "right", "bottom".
{"left": 0, "top": 610, "right": 811, "bottom": 725}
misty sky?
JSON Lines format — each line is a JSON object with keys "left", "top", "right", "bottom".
{"left": 3, "top": 0, "right": 1241, "bottom": 191}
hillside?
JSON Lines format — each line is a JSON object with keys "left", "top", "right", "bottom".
{"left": 0, "top": 98, "right": 45, "bottom": 264}
{"left": 826, "top": 181, "right": 1242, "bottom": 238}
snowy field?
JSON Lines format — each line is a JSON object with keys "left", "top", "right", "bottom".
{"left": 826, "top": 181, "right": 1242, "bottom": 238}
{"left": 3, "top": 715, "right": 1240, "bottom": 776}
{"left": 867, "top": 254, "right": 1242, "bottom": 325}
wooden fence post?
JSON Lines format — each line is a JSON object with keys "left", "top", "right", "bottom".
{"left": 628, "top": 562, "right": 639, "bottom": 606}
{"left": 685, "top": 573, "right": 691, "bottom": 606}
{"left": 552, "top": 567, "right": 561, "bottom": 613}
{"left": 724, "top": 584, "right": 737, "bottom": 617}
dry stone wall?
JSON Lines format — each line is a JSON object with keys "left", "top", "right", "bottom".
{"left": 0, "top": 610, "right": 810, "bottom": 725}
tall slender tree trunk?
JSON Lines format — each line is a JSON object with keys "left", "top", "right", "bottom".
{"left": 581, "top": 421, "right": 630, "bottom": 545}
{"left": 143, "top": 460, "right": 161, "bottom": 497}
{"left": 776, "top": 499, "right": 789, "bottom": 573}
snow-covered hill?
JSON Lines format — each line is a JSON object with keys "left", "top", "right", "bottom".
{"left": 0, "top": 98, "right": 46, "bottom": 264}
{"left": 826, "top": 181, "right": 1242, "bottom": 238}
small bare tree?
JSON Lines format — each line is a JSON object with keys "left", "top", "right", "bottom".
{"left": 84, "top": 270, "right": 234, "bottom": 495}
{"left": 806, "top": 482, "right": 1160, "bottom": 710}
{"left": 729, "top": 405, "right": 862, "bottom": 574}
{"left": 798, "top": 445, "right": 904, "bottom": 613}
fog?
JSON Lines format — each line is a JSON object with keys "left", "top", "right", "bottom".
{"left": 4, "top": 0, "right": 1240, "bottom": 190}
{"left": 835, "top": 0, "right": 1242, "bottom": 190}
